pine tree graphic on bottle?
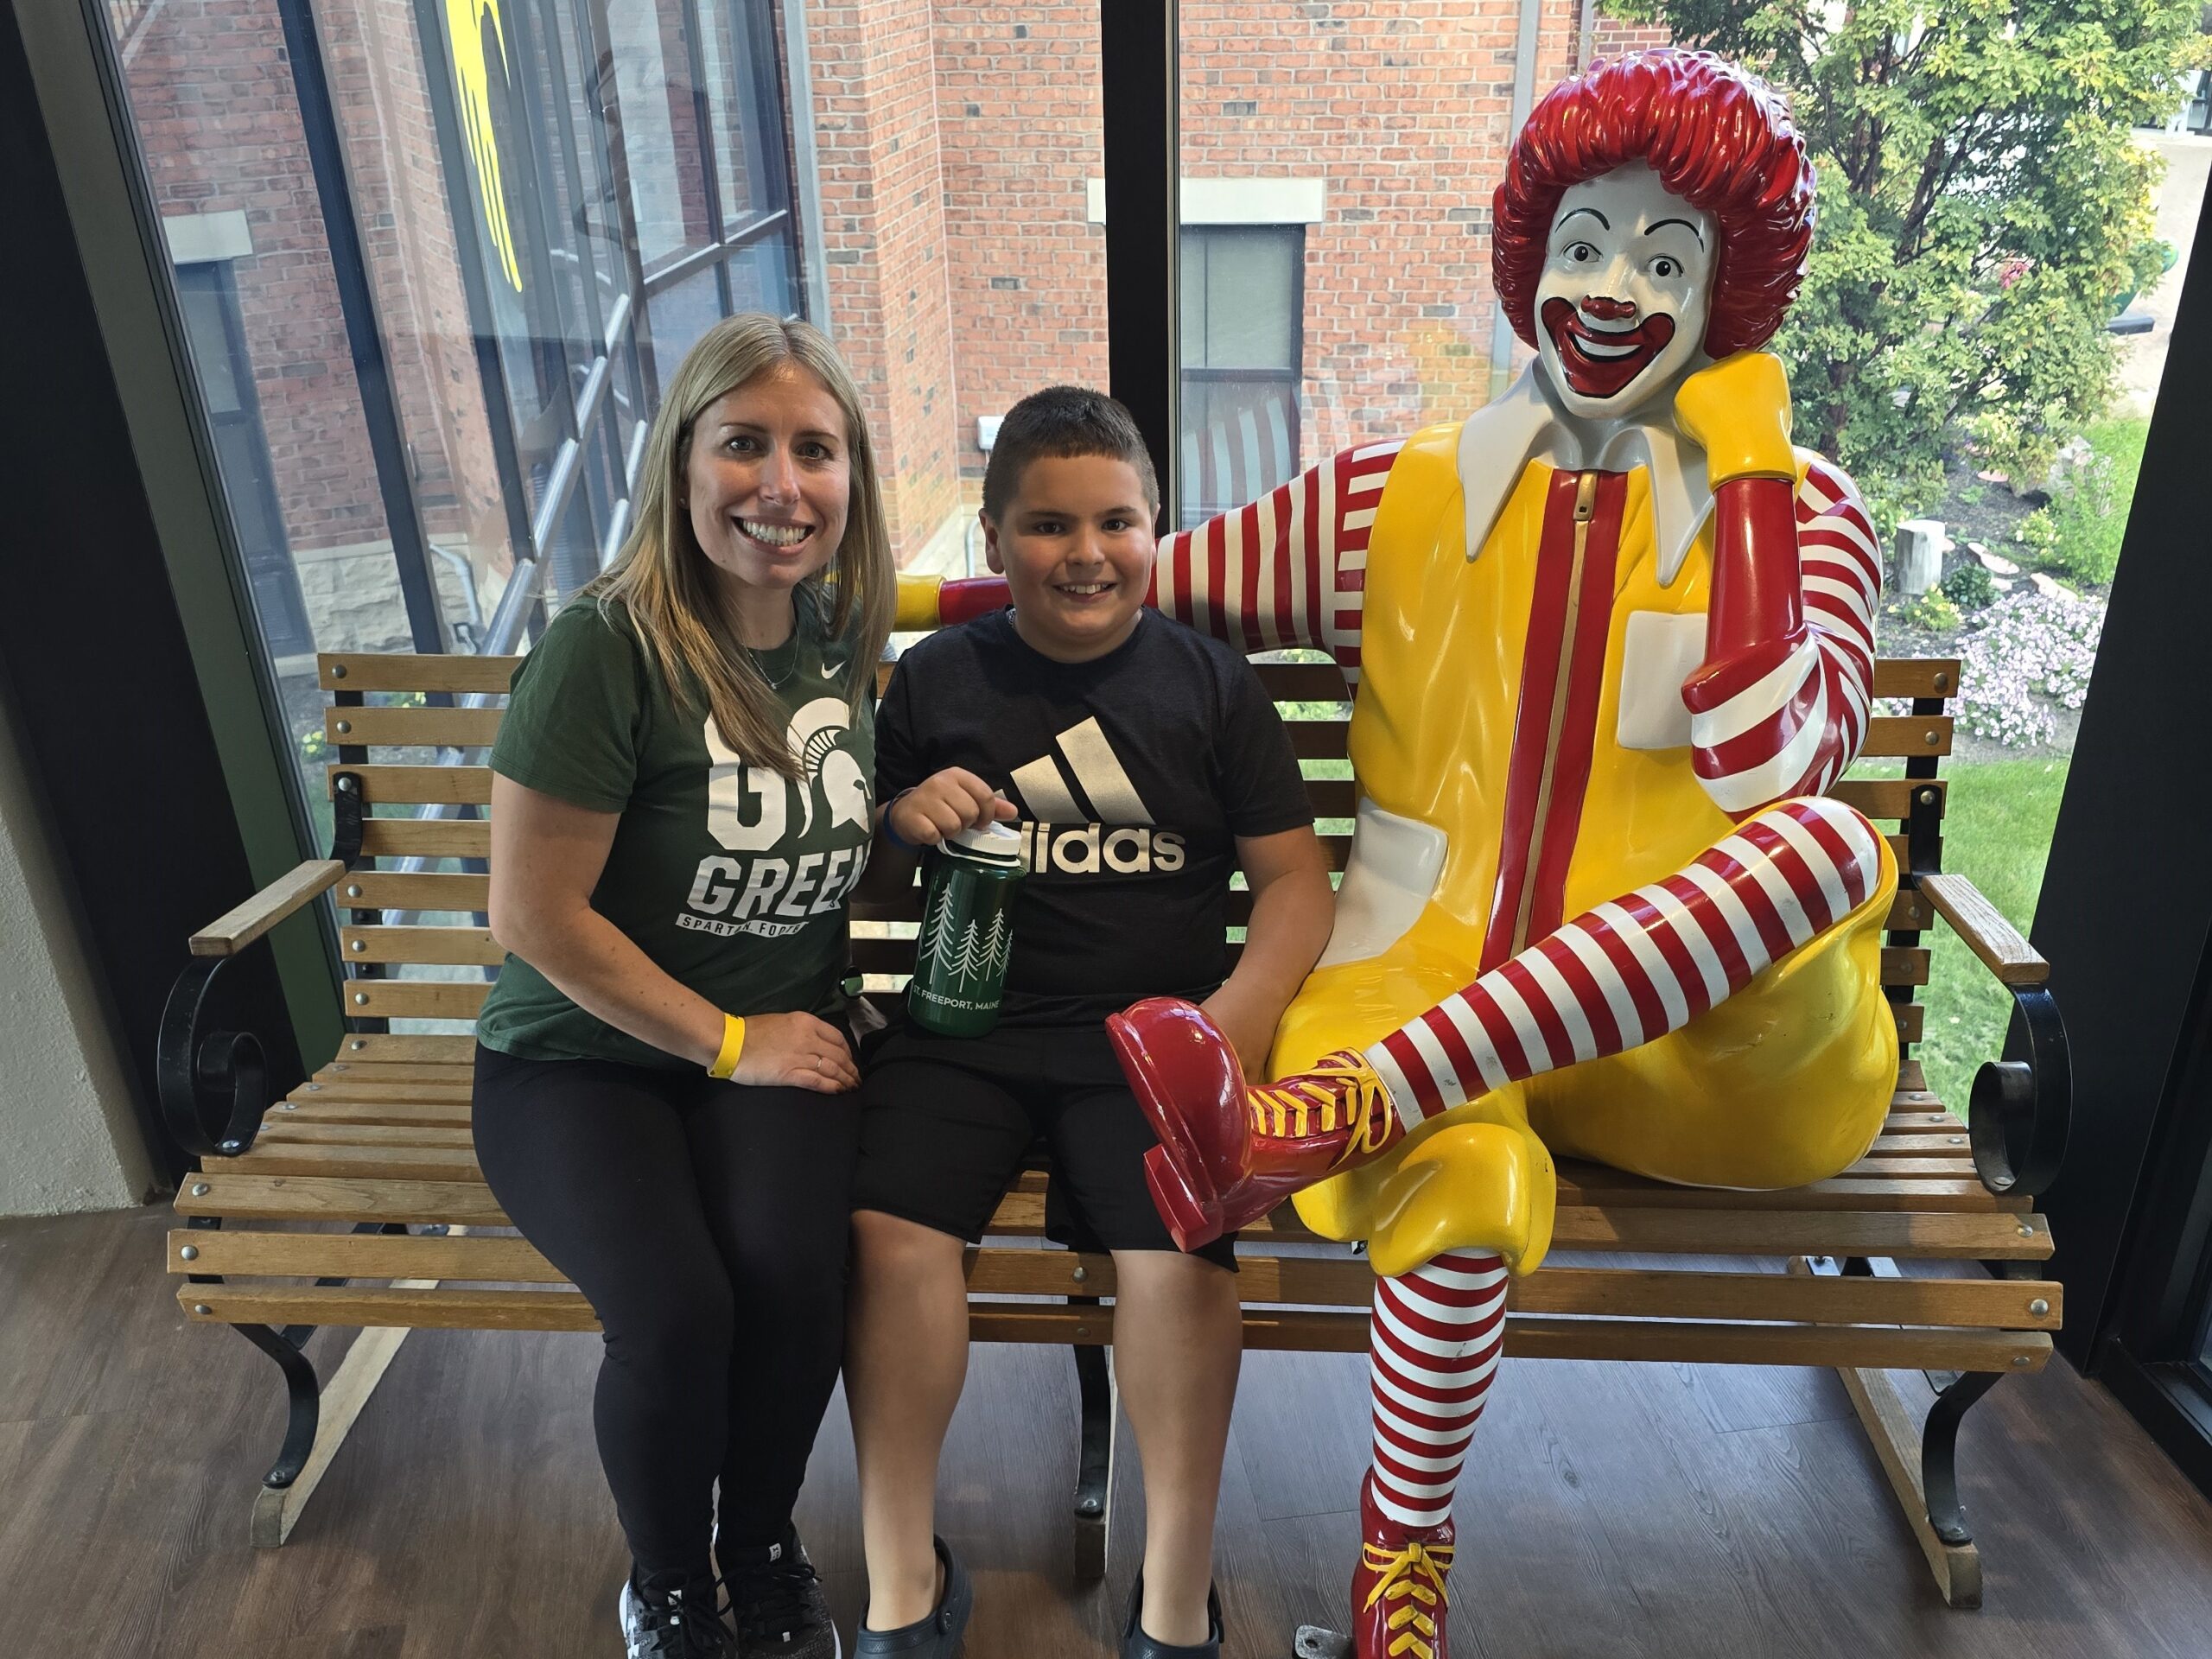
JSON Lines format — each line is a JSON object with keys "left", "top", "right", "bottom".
{"left": 918, "top": 902, "right": 1014, "bottom": 995}
{"left": 914, "top": 880, "right": 953, "bottom": 975}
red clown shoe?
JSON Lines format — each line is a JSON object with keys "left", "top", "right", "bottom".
{"left": 1349, "top": 1471, "right": 1455, "bottom": 1659}
{"left": 1104, "top": 997, "right": 1407, "bottom": 1252}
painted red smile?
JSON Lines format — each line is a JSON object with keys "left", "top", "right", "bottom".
{"left": 1541, "top": 298, "right": 1678, "bottom": 399}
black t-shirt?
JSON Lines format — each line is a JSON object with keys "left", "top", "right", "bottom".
{"left": 875, "top": 607, "right": 1313, "bottom": 1026}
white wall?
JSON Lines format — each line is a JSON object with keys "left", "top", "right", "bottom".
{"left": 0, "top": 673, "right": 154, "bottom": 1216}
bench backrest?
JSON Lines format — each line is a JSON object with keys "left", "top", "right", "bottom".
{"left": 315, "top": 650, "right": 1960, "bottom": 1053}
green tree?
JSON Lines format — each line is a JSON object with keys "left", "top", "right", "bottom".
{"left": 1613, "top": 0, "right": 2201, "bottom": 526}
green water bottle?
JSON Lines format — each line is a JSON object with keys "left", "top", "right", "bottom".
{"left": 907, "top": 820, "right": 1025, "bottom": 1037}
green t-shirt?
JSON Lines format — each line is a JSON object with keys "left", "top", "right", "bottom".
{"left": 476, "top": 593, "right": 875, "bottom": 1068}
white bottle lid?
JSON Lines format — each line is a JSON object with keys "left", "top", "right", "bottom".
{"left": 947, "top": 820, "right": 1022, "bottom": 866}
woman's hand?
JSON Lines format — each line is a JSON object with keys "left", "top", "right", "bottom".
{"left": 886, "top": 767, "right": 1017, "bottom": 848}
{"left": 732, "top": 1012, "right": 861, "bottom": 1093}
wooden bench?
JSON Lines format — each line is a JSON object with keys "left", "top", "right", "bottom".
{"left": 161, "top": 647, "right": 2069, "bottom": 1608}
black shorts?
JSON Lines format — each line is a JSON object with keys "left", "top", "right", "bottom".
{"left": 851, "top": 1013, "right": 1238, "bottom": 1271}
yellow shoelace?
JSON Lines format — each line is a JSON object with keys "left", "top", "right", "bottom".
{"left": 1248, "top": 1050, "right": 1393, "bottom": 1160}
{"left": 1359, "top": 1538, "right": 1454, "bottom": 1658}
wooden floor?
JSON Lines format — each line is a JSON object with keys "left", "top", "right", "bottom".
{"left": 5, "top": 1205, "right": 2212, "bottom": 1658}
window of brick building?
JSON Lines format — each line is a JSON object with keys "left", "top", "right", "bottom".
{"left": 174, "top": 260, "right": 313, "bottom": 660}
{"left": 1179, "top": 225, "right": 1303, "bottom": 527}
{"left": 93, "top": 0, "right": 814, "bottom": 822}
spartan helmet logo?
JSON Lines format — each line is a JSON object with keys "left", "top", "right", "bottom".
{"left": 786, "top": 697, "right": 872, "bottom": 837}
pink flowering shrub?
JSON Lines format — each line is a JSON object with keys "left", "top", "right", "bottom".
{"left": 1954, "top": 590, "right": 2106, "bottom": 746}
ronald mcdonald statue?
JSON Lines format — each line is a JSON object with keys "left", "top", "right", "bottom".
{"left": 1106, "top": 49, "right": 1896, "bottom": 1659}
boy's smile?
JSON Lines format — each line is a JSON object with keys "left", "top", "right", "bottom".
{"left": 983, "top": 454, "right": 1157, "bottom": 663}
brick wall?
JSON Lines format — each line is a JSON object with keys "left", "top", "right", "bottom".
{"left": 1589, "top": 11, "right": 1673, "bottom": 63}
{"left": 119, "top": 0, "right": 511, "bottom": 653}
{"left": 920, "top": 0, "right": 1591, "bottom": 507}
{"left": 807, "top": 2, "right": 965, "bottom": 560}
{"left": 124, "top": 0, "right": 392, "bottom": 557}
{"left": 932, "top": 8, "right": 1109, "bottom": 507}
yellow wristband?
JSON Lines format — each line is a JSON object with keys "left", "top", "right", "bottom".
{"left": 707, "top": 1014, "right": 747, "bottom": 1080}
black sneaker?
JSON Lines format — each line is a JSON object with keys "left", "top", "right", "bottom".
{"left": 620, "top": 1570, "right": 736, "bottom": 1659}
{"left": 723, "top": 1527, "right": 840, "bottom": 1659}
{"left": 1121, "top": 1574, "right": 1223, "bottom": 1659}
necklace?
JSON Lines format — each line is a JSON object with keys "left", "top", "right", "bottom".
{"left": 747, "top": 641, "right": 798, "bottom": 690}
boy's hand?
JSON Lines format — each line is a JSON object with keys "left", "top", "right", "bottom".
{"left": 1198, "top": 982, "right": 1280, "bottom": 1077}
{"left": 887, "top": 767, "right": 1017, "bottom": 848}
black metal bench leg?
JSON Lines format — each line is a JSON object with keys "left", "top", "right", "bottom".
{"left": 229, "top": 1321, "right": 323, "bottom": 1493}
{"left": 1923, "top": 1370, "right": 2002, "bottom": 1548}
{"left": 1071, "top": 1322, "right": 1116, "bottom": 1583}
{"left": 188, "top": 1219, "right": 426, "bottom": 1547}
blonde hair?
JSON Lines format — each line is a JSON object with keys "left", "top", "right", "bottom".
{"left": 582, "top": 314, "right": 894, "bottom": 777}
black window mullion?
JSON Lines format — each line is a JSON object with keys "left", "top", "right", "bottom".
{"left": 1098, "top": 0, "right": 1179, "bottom": 531}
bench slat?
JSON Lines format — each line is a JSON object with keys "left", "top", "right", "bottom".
{"left": 358, "top": 820, "right": 493, "bottom": 859}
{"left": 1870, "top": 659, "right": 1959, "bottom": 700}
{"left": 174, "top": 1176, "right": 2046, "bottom": 1258}
{"left": 168, "top": 1227, "right": 567, "bottom": 1283}
{"left": 315, "top": 654, "right": 1953, "bottom": 705}
{"left": 1862, "top": 715, "right": 1951, "bottom": 759}
{"left": 333, "top": 764, "right": 494, "bottom": 806}
{"left": 177, "top": 1173, "right": 512, "bottom": 1225}
{"left": 342, "top": 980, "right": 490, "bottom": 1020}
{"left": 327, "top": 706, "right": 505, "bottom": 747}
{"left": 1830, "top": 778, "right": 1944, "bottom": 821}
{"left": 331, "top": 1034, "right": 479, "bottom": 1065}
{"left": 311, "top": 1062, "right": 478, "bottom": 1084}
{"left": 1553, "top": 1173, "right": 2020, "bottom": 1212}
{"left": 967, "top": 1305, "right": 2044, "bottom": 1370}
{"left": 257, "top": 1123, "right": 478, "bottom": 1148}
{"left": 341, "top": 926, "right": 501, "bottom": 966}
{"left": 322, "top": 653, "right": 518, "bottom": 694}
{"left": 168, "top": 1229, "right": 2057, "bottom": 1335}
{"left": 230, "top": 1142, "right": 483, "bottom": 1182}
{"left": 175, "top": 1286, "right": 2049, "bottom": 1374}
{"left": 331, "top": 872, "right": 489, "bottom": 912}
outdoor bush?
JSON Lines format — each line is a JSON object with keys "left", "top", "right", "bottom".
{"left": 2016, "top": 417, "right": 2152, "bottom": 586}
{"left": 1955, "top": 589, "right": 2107, "bottom": 747}
{"left": 1903, "top": 589, "right": 1962, "bottom": 634}
{"left": 1941, "top": 562, "right": 1996, "bottom": 612}
{"left": 1618, "top": 0, "right": 2203, "bottom": 530}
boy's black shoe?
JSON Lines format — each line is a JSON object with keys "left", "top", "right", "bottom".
{"left": 723, "top": 1526, "right": 840, "bottom": 1659}
{"left": 1120, "top": 1575, "right": 1224, "bottom": 1659}
{"left": 620, "top": 1570, "right": 736, "bottom": 1659}
{"left": 852, "top": 1535, "right": 970, "bottom": 1656}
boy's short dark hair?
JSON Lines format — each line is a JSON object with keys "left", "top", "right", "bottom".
{"left": 981, "top": 385, "right": 1160, "bottom": 524}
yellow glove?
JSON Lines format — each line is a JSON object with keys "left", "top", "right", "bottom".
{"left": 893, "top": 574, "right": 943, "bottom": 632}
{"left": 1672, "top": 351, "right": 1796, "bottom": 484}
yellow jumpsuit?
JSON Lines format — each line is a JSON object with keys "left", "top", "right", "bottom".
{"left": 1274, "top": 423, "right": 1898, "bottom": 1273}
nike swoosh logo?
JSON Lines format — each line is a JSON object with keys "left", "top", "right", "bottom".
{"left": 820, "top": 660, "right": 843, "bottom": 679}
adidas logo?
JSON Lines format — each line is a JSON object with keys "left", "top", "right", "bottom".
{"left": 1008, "top": 718, "right": 1185, "bottom": 876}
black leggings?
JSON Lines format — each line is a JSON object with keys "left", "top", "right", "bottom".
{"left": 472, "top": 1043, "right": 861, "bottom": 1580}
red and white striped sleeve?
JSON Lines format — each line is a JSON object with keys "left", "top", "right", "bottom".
{"left": 1688, "top": 458, "right": 1882, "bottom": 816}
{"left": 1147, "top": 441, "right": 1403, "bottom": 680}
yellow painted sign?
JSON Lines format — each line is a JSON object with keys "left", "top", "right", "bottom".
{"left": 446, "top": 0, "right": 523, "bottom": 291}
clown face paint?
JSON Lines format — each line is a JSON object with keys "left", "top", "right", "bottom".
{"left": 1534, "top": 162, "right": 1716, "bottom": 421}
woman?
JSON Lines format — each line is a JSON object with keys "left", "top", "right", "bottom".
{"left": 474, "top": 313, "right": 894, "bottom": 1659}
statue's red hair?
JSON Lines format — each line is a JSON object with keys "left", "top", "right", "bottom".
{"left": 1491, "top": 49, "right": 1815, "bottom": 359}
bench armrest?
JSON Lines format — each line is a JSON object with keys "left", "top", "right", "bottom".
{"left": 1917, "top": 872, "right": 2048, "bottom": 987}
{"left": 189, "top": 859, "right": 346, "bottom": 957}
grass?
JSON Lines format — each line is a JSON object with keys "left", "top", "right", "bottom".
{"left": 1852, "top": 753, "right": 2070, "bottom": 1112}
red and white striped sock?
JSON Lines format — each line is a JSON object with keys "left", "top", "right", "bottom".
{"left": 1368, "top": 1250, "right": 1509, "bottom": 1529}
{"left": 1363, "top": 796, "right": 1885, "bottom": 1130}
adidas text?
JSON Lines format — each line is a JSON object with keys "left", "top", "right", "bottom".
{"left": 1019, "top": 821, "right": 1185, "bottom": 875}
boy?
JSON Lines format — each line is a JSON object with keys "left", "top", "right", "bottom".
{"left": 846, "top": 387, "right": 1334, "bottom": 1659}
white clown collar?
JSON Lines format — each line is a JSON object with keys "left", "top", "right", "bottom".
{"left": 1455, "top": 361, "right": 1716, "bottom": 588}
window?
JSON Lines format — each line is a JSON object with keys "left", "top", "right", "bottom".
{"left": 174, "top": 261, "right": 313, "bottom": 659}
{"left": 1179, "top": 225, "right": 1302, "bottom": 527}
{"left": 96, "top": 0, "right": 817, "bottom": 820}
